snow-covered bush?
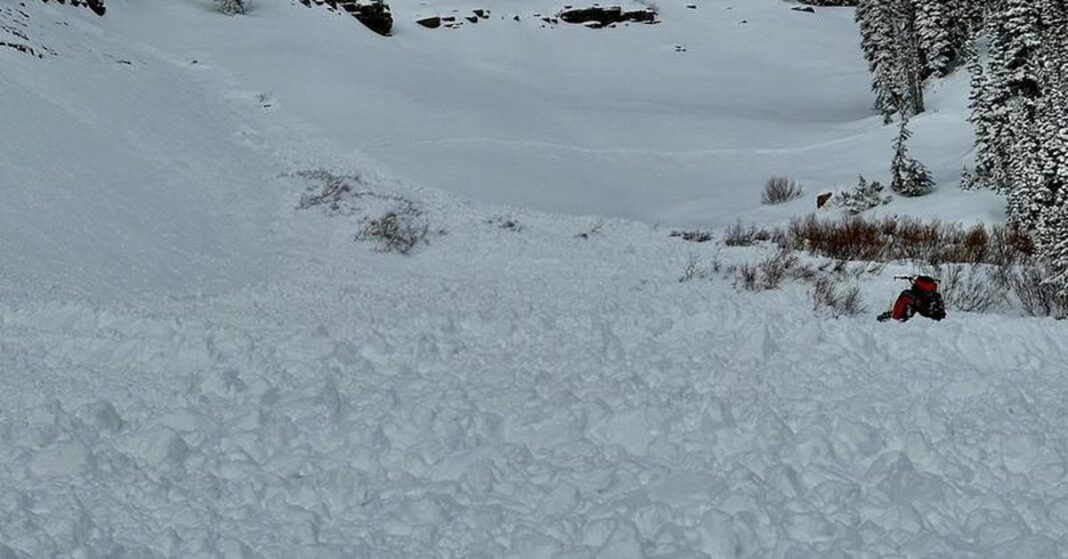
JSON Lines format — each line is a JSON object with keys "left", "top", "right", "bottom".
{"left": 736, "top": 263, "right": 759, "bottom": 291}
{"left": 575, "top": 219, "right": 605, "bottom": 239}
{"left": 723, "top": 221, "right": 772, "bottom": 247}
{"left": 759, "top": 247, "right": 801, "bottom": 290}
{"left": 679, "top": 253, "right": 718, "bottom": 283}
{"left": 486, "top": 216, "right": 522, "bottom": 232}
{"left": 731, "top": 247, "right": 811, "bottom": 292}
{"left": 1004, "top": 263, "right": 1068, "bottom": 319}
{"left": 924, "top": 264, "right": 1006, "bottom": 313}
{"left": 835, "top": 175, "right": 891, "bottom": 215}
{"left": 217, "top": 0, "right": 246, "bottom": 15}
{"left": 670, "top": 230, "right": 713, "bottom": 243}
{"left": 810, "top": 277, "right": 866, "bottom": 317}
{"left": 356, "top": 204, "right": 429, "bottom": 255}
{"left": 296, "top": 170, "right": 367, "bottom": 213}
{"left": 761, "top": 176, "right": 803, "bottom": 205}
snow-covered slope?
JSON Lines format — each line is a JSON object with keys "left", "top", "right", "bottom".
{"left": 2, "top": 1, "right": 1065, "bottom": 558}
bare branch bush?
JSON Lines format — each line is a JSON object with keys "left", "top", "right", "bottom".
{"left": 810, "top": 277, "right": 866, "bottom": 317}
{"left": 356, "top": 202, "right": 429, "bottom": 255}
{"left": 923, "top": 263, "right": 1006, "bottom": 313}
{"left": 762, "top": 176, "right": 804, "bottom": 205}
{"left": 1005, "top": 263, "right": 1068, "bottom": 319}
{"left": 724, "top": 221, "right": 773, "bottom": 247}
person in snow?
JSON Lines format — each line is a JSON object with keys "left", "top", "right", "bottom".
{"left": 877, "top": 275, "right": 946, "bottom": 322}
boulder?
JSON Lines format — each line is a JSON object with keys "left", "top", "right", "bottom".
{"left": 558, "top": 6, "right": 657, "bottom": 27}
{"left": 338, "top": 0, "right": 392, "bottom": 36}
{"left": 417, "top": 16, "right": 441, "bottom": 28}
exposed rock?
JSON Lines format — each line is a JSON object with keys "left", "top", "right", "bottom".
{"left": 792, "top": 6, "right": 816, "bottom": 13}
{"left": 796, "top": 0, "right": 856, "bottom": 5}
{"left": 40, "top": 0, "right": 106, "bottom": 16}
{"left": 816, "top": 192, "right": 834, "bottom": 209}
{"left": 558, "top": 6, "right": 657, "bottom": 27}
{"left": 416, "top": 16, "right": 441, "bottom": 28}
{"left": 301, "top": 0, "right": 393, "bottom": 36}
{"left": 349, "top": 0, "right": 392, "bottom": 36}
{"left": 465, "top": 15, "right": 478, "bottom": 23}
{"left": 472, "top": 9, "right": 488, "bottom": 19}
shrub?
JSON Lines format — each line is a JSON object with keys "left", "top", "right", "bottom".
{"left": 762, "top": 176, "right": 803, "bottom": 205}
{"left": 576, "top": 220, "right": 605, "bottom": 239}
{"left": 487, "top": 216, "right": 522, "bottom": 232}
{"left": 736, "top": 263, "right": 760, "bottom": 291}
{"left": 731, "top": 247, "right": 811, "bottom": 291}
{"left": 670, "top": 230, "right": 713, "bottom": 243}
{"left": 723, "top": 221, "right": 772, "bottom": 247}
{"left": 810, "top": 277, "right": 866, "bottom": 317}
{"left": 217, "top": 0, "right": 246, "bottom": 15}
{"left": 835, "top": 175, "right": 892, "bottom": 215}
{"left": 356, "top": 204, "right": 429, "bottom": 255}
{"left": 759, "top": 247, "right": 800, "bottom": 290}
{"left": 779, "top": 215, "right": 1033, "bottom": 266}
{"left": 680, "top": 254, "right": 713, "bottom": 283}
{"left": 1005, "top": 264, "right": 1068, "bottom": 318}
{"left": 924, "top": 264, "right": 1006, "bottom": 313}
{"left": 295, "top": 170, "right": 368, "bottom": 214}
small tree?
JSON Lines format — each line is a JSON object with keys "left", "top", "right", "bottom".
{"left": 836, "top": 175, "right": 891, "bottom": 214}
{"left": 217, "top": 0, "right": 246, "bottom": 15}
{"left": 890, "top": 115, "right": 935, "bottom": 197}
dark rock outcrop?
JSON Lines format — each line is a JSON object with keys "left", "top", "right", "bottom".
{"left": 416, "top": 16, "right": 441, "bottom": 28}
{"left": 350, "top": 1, "right": 392, "bottom": 36}
{"left": 558, "top": 6, "right": 657, "bottom": 28}
{"left": 40, "top": 0, "right": 106, "bottom": 16}
{"left": 299, "top": 0, "right": 392, "bottom": 36}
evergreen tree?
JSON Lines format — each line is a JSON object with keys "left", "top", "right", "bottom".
{"left": 890, "top": 115, "right": 935, "bottom": 196}
{"left": 857, "top": 0, "right": 906, "bottom": 121}
{"left": 962, "top": 34, "right": 999, "bottom": 190}
{"left": 1049, "top": 207, "right": 1068, "bottom": 298}
{"left": 836, "top": 175, "right": 892, "bottom": 214}
{"left": 895, "top": 0, "right": 926, "bottom": 116}
{"left": 915, "top": 0, "right": 957, "bottom": 78}
{"left": 856, "top": 0, "right": 926, "bottom": 120}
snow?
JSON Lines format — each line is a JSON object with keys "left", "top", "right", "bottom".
{"left": 2, "top": 0, "right": 1066, "bottom": 557}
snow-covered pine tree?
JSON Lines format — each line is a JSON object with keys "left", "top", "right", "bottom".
{"left": 991, "top": 0, "right": 1043, "bottom": 102}
{"left": 964, "top": 0, "right": 1045, "bottom": 197}
{"left": 1029, "top": 26, "right": 1068, "bottom": 245}
{"left": 217, "top": 0, "right": 246, "bottom": 15}
{"left": 1042, "top": 11, "right": 1068, "bottom": 298}
{"left": 856, "top": 0, "right": 906, "bottom": 121}
{"left": 962, "top": 34, "right": 994, "bottom": 190}
{"left": 1048, "top": 205, "right": 1068, "bottom": 298}
{"left": 890, "top": 114, "right": 935, "bottom": 196}
{"left": 915, "top": 0, "right": 957, "bottom": 78}
{"left": 894, "top": 0, "right": 926, "bottom": 117}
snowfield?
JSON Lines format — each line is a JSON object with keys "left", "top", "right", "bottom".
{"left": 2, "top": 0, "right": 1066, "bottom": 558}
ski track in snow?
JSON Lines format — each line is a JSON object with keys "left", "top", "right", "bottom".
{"left": 365, "top": 133, "right": 874, "bottom": 158}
